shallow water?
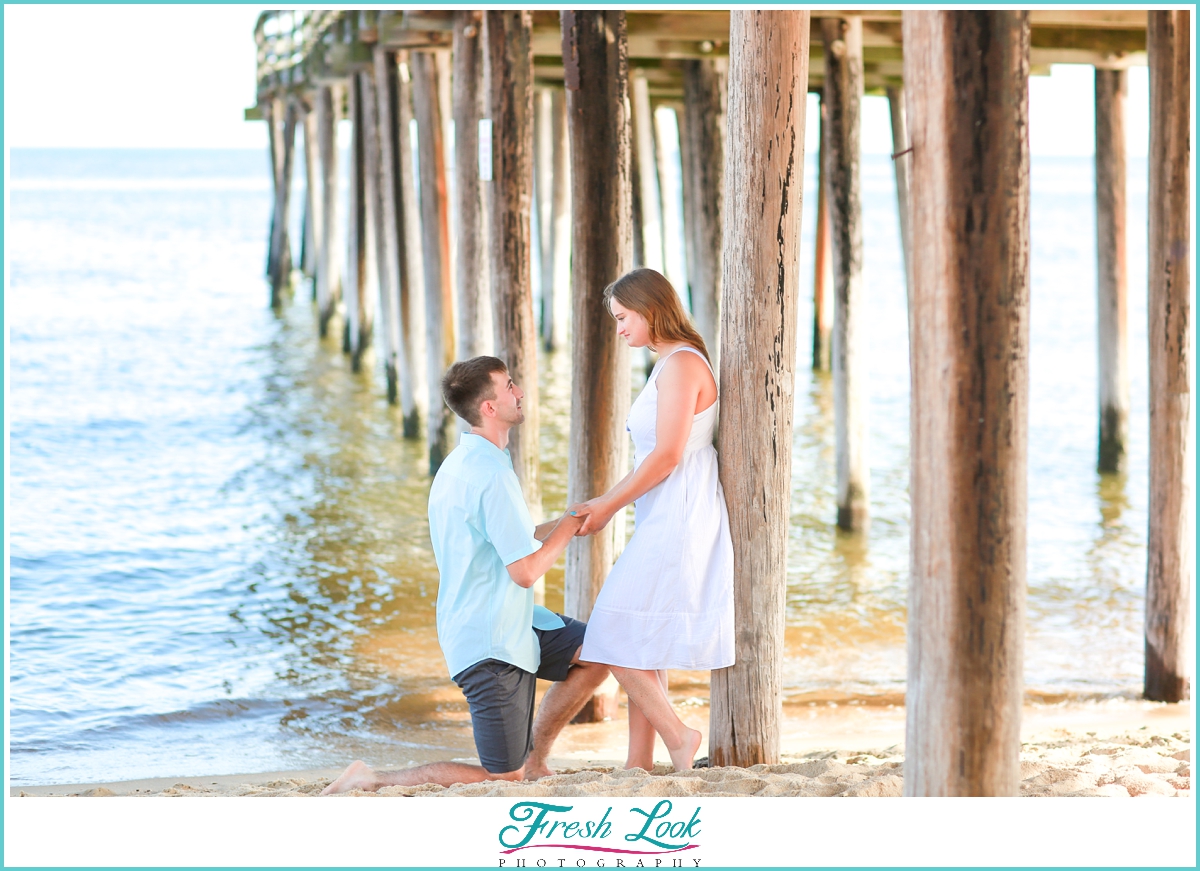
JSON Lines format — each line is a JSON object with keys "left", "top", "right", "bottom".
{"left": 8, "top": 147, "right": 1151, "bottom": 785}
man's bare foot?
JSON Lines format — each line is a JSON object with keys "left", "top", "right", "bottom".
{"left": 668, "top": 727, "right": 703, "bottom": 771}
{"left": 524, "top": 763, "right": 554, "bottom": 781}
{"left": 320, "top": 760, "right": 379, "bottom": 795}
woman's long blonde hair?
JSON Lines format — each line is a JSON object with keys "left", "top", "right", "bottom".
{"left": 603, "top": 268, "right": 711, "bottom": 363}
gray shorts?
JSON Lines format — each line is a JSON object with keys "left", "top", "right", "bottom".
{"left": 451, "top": 614, "right": 587, "bottom": 774}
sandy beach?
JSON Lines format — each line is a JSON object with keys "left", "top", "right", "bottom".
{"left": 13, "top": 699, "right": 1189, "bottom": 798}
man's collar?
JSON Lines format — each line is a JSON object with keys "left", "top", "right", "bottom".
{"left": 460, "top": 432, "right": 512, "bottom": 466}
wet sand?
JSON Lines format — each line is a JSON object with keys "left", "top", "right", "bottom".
{"left": 13, "top": 698, "right": 1189, "bottom": 798}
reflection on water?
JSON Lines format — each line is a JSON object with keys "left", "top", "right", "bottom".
{"left": 9, "top": 149, "right": 1154, "bottom": 786}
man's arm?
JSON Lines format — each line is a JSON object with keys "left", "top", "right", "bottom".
{"left": 533, "top": 519, "right": 558, "bottom": 541}
{"left": 507, "top": 510, "right": 586, "bottom": 587}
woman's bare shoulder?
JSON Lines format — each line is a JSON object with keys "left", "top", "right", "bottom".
{"left": 658, "top": 347, "right": 715, "bottom": 387}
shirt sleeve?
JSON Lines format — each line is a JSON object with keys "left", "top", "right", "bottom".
{"left": 480, "top": 469, "right": 543, "bottom": 566}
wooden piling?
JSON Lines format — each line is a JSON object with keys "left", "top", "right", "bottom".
{"left": 268, "top": 97, "right": 298, "bottom": 307}
{"left": 902, "top": 9, "right": 1031, "bottom": 796}
{"left": 631, "top": 70, "right": 665, "bottom": 273}
{"left": 315, "top": 84, "right": 342, "bottom": 337}
{"left": 363, "top": 56, "right": 401, "bottom": 405}
{"left": 453, "top": 11, "right": 493, "bottom": 360}
{"left": 1094, "top": 68, "right": 1129, "bottom": 473}
{"left": 560, "top": 9, "right": 633, "bottom": 722}
{"left": 1145, "top": 9, "right": 1192, "bottom": 703}
{"left": 653, "top": 104, "right": 685, "bottom": 293}
{"left": 886, "top": 84, "right": 913, "bottom": 311}
{"left": 373, "top": 48, "right": 414, "bottom": 409}
{"left": 265, "top": 95, "right": 287, "bottom": 282}
{"left": 396, "top": 53, "right": 430, "bottom": 439}
{"left": 709, "top": 9, "right": 809, "bottom": 768}
{"left": 344, "top": 81, "right": 362, "bottom": 354}
{"left": 545, "top": 89, "right": 572, "bottom": 352}
{"left": 412, "top": 51, "right": 457, "bottom": 471}
{"left": 681, "top": 58, "right": 724, "bottom": 373}
{"left": 631, "top": 115, "right": 645, "bottom": 270}
{"left": 346, "top": 72, "right": 377, "bottom": 371}
{"left": 811, "top": 95, "right": 834, "bottom": 372}
{"left": 679, "top": 103, "right": 698, "bottom": 320}
{"left": 301, "top": 101, "right": 320, "bottom": 282}
{"left": 483, "top": 10, "right": 542, "bottom": 515}
{"left": 822, "top": 16, "right": 869, "bottom": 533}
{"left": 265, "top": 96, "right": 280, "bottom": 279}
{"left": 535, "top": 88, "right": 554, "bottom": 344}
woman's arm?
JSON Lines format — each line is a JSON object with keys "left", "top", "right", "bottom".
{"left": 577, "top": 352, "right": 710, "bottom": 535}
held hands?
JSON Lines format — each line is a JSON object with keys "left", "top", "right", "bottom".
{"left": 569, "top": 498, "right": 617, "bottom": 536}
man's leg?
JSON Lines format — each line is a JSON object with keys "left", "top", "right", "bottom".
{"left": 322, "top": 658, "right": 538, "bottom": 795}
{"left": 524, "top": 647, "right": 610, "bottom": 780}
{"left": 321, "top": 759, "right": 523, "bottom": 795}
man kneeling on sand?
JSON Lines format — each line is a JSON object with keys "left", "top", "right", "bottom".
{"left": 323, "top": 356, "right": 607, "bottom": 794}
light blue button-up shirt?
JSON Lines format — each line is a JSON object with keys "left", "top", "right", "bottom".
{"left": 429, "top": 432, "right": 561, "bottom": 679}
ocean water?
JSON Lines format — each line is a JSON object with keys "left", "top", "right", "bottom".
{"left": 7, "top": 146, "right": 1151, "bottom": 786}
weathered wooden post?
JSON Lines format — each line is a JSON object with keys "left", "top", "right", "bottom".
{"left": 1094, "top": 68, "right": 1130, "bottom": 473}
{"left": 412, "top": 51, "right": 457, "bottom": 470}
{"left": 315, "top": 84, "right": 342, "bottom": 337}
{"left": 812, "top": 94, "right": 834, "bottom": 372}
{"left": 902, "top": 9, "right": 1031, "bottom": 796}
{"left": 561, "top": 9, "right": 633, "bottom": 722}
{"left": 1145, "top": 10, "right": 1192, "bottom": 703}
{"left": 631, "top": 69, "right": 665, "bottom": 273}
{"left": 886, "top": 83, "right": 913, "bottom": 310}
{"left": 709, "top": 9, "right": 809, "bottom": 768}
{"left": 544, "top": 89, "right": 572, "bottom": 352}
{"left": 454, "top": 11, "right": 493, "bottom": 360}
{"left": 301, "top": 98, "right": 320, "bottom": 281}
{"left": 679, "top": 103, "right": 698, "bottom": 317}
{"left": 483, "top": 10, "right": 542, "bottom": 515}
{"left": 396, "top": 53, "right": 429, "bottom": 438}
{"left": 363, "top": 56, "right": 402, "bottom": 405}
{"left": 265, "top": 95, "right": 281, "bottom": 279}
{"left": 681, "top": 59, "right": 725, "bottom": 373}
{"left": 345, "top": 72, "right": 377, "bottom": 371}
{"left": 535, "top": 88, "right": 555, "bottom": 344}
{"left": 822, "top": 15, "right": 869, "bottom": 532}
{"left": 268, "top": 96, "right": 298, "bottom": 307}
{"left": 344, "top": 82, "right": 361, "bottom": 354}
{"left": 373, "top": 48, "right": 413, "bottom": 409}
{"left": 653, "top": 104, "right": 686, "bottom": 293}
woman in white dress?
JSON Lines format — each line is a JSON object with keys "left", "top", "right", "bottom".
{"left": 576, "top": 268, "right": 734, "bottom": 772}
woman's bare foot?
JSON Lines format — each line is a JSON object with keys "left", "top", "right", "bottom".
{"left": 320, "top": 760, "right": 379, "bottom": 795}
{"left": 667, "top": 727, "right": 702, "bottom": 771}
{"left": 624, "top": 754, "right": 655, "bottom": 771}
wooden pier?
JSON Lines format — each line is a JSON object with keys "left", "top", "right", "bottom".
{"left": 251, "top": 9, "right": 1190, "bottom": 795}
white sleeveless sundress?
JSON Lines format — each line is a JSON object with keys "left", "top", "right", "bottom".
{"left": 580, "top": 347, "right": 735, "bottom": 670}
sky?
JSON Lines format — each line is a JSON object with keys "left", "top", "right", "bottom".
{"left": 4, "top": 5, "right": 1150, "bottom": 156}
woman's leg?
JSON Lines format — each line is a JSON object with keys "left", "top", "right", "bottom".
{"left": 626, "top": 670, "right": 673, "bottom": 769}
{"left": 611, "top": 666, "right": 701, "bottom": 770}
{"left": 624, "top": 670, "right": 669, "bottom": 770}
{"left": 626, "top": 699, "right": 656, "bottom": 770}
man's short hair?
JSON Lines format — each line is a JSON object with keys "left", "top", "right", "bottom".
{"left": 442, "top": 356, "right": 509, "bottom": 427}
